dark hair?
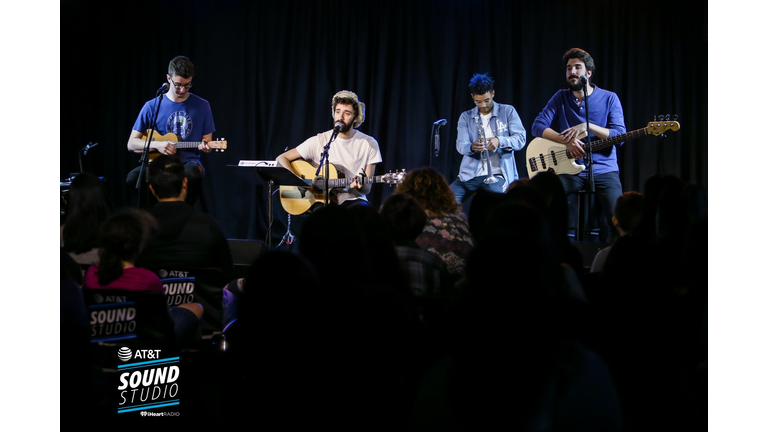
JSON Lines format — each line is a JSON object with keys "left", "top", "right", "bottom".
{"left": 333, "top": 97, "right": 359, "bottom": 120}
{"left": 168, "top": 55, "right": 195, "bottom": 78}
{"left": 62, "top": 172, "right": 112, "bottom": 254}
{"left": 468, "top": 73, "right": 494, "bottom": 96}
{"left": 379, "top": 193, "right": 427, "bottom": 245}
{"left": 394, "top": 167, "right": 459, "bottom": 216}
{"left": 96, "top": 208, "right": 157, "bottom": 286}
{"left": 563, "top": 48, "right": 595, "bottom": 72}
{"left": 148, "top": 154, "right": 185, "bottom": 199}
{"left": 614, "top": 191, "right": 644, "bottom": 233}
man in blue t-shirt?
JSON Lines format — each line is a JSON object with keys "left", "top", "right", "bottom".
{"left": 531, "top": 48, "right": 626, "bottom": 242}
{"left": 126, "top": 55, "right": 216, "bottom": 207}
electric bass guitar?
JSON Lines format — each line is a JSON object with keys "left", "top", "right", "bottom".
{"left": 139, "top": 129, "right": 227, "bottom": 163}
{"left": 525, "top": 120, "right": 680, "bottom": 178}
{"left": 279, "top": 160, "right": 406, "bottom": 215}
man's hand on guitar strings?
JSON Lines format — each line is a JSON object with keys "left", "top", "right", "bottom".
{"left": 157, "top": 140, "right": 176, "bottom": 155}
{"left": 564, "top": 139, "right": 586, "bottom": 159}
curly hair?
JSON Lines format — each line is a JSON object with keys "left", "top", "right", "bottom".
{"left": 394, "top": 167, "right": 459, "bottom": 216}
{"left": 332, "top": 90, "right": 366, "bottom": 128}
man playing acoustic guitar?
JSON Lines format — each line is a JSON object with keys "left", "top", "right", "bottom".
{"left": 126, "top": 55, "right": 215, "bottom": 207}
{"left": 276, "top": 90, "right": 382, "bottom": 211}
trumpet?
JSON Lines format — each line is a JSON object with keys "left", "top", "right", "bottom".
{"left": 474, "top": 116, "right": 498, "bottom": 184}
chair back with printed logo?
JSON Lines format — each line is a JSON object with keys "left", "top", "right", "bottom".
{"left": 151, "top": 267, "right": 226, "bottom": 336}
{"left": 82, "top": 288, "right": 176, "bottom": 367}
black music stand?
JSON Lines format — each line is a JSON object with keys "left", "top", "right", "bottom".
{"left": 253, "top": 166, "right": 309, "bottom": 250}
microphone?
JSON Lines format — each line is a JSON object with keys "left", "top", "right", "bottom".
{"left": 579, "top": 76, "right": 588, "bottom": 86}
{"left": 80, "top": 142, "right": 99, "bottom": 155}
{"left": 331, "top": 120, "right": 343, "bottom": 141}
{"left": 433, "top": 119, "right": 447, "bottom": 127}
{"left": 156, "top": 82, "right": 170, "bottom": 96}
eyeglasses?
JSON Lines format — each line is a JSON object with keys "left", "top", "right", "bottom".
{"left": 171, "top": 81, "right": 193, "bottom": 90}
{"left": 473, "top": 98, "right": 492, "bottom": 105}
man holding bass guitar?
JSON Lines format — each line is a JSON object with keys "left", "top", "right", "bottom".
{"left": 531, "top": 47, "right": 626, "bottom": 242}
{"left": 126, "top": 55, "right": 216, "bottom": 207}
{"left": 276, "top": 90, "right": 382, "bottom": 211}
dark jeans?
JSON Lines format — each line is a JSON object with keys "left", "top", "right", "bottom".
{"left": 559, "top": 171, "right": 622, "bottom": 243}
{"left": 126, "top": 160, "right": 204, "bottom": 207}
{"left": 449, "top": 175, "right": 506, "bottom": 205}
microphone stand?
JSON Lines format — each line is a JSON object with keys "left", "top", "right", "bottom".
{"left": 135, "top": 91, "right": 165, "bottom": 208}
{"left": 582, "top": 78, "right": 594, "bottom": 241}
{"left": 431, "top": 120, "right": 446, "bottom": 170}
{"left": 316, "top": 131, "right": 337, "bottom": 207}
{"left": 78, "top": 142, "right": 98, "bottom": 173}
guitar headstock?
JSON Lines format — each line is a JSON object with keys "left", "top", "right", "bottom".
{"left": 209, "top": 139, "right": 227, "bottom": 151}
{"left": 382, "top": 169, "right": 407, "bottom": 185}
{"left": 646, "top": 115, "right": 680, "bottom": 136}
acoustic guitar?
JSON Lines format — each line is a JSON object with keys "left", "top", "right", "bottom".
{"left": 279, "top": 160, "right": 406, "bottom": 215}
{"left": 139, "top": 129, "right": 227, "bottom": 162}
{"left": 525, "top": 120, "right": 680, "bottom": 178}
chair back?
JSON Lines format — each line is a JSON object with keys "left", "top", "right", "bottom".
{"left": 82, "top": 288, "right": 176, "bottom": 367}
{"left": 152, "top": 267, "right": 227, "bottom": 335}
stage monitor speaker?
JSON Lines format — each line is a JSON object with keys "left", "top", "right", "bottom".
{"left": 227, "top": 239, "right": 264, "bottom": 278}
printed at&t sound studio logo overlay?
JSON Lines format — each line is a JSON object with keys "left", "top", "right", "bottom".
{"left": 115, "top": 347, "right": 182, "bottom": 417}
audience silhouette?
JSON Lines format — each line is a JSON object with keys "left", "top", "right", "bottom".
{"left": 83, "top": 208, "right": 204, "bottom": 352}
{"left": 60, "top": 172, "right": 113, "bottom": 267}
{"left": 59, "top": 169, "right": 706, "bottom": 429}
{"left": 394, "top": 167, "right": 475, "bottom": 285}
{"left": 411, "top": 198, "right": 623, "bottom": 431}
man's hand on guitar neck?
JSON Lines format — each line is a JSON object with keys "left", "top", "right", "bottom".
{"left": 197, "top": 137, "right": 211, "bottom": 153}
{"left": 349, "top": 177, "right": 364, "bottom": 189}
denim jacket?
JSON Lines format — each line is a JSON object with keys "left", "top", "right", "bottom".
{"left": 455, "top": 102, "right": 527, "bottom": 190}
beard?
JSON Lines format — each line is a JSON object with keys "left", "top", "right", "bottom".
{"left": 567, "top": 75, "right": 587, "bottom": 92}
{"left": 334, "top": 119, "right": 354, "bottom": 133}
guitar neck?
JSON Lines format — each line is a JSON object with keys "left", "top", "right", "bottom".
{"left": 327, "top": 175, "right": 384, "bottom": 188}
{"left": 576, "top": 127, "right": 648, "bottom": 155}
{"left": 168, "top": 141, "right": 204, "bottom": 150}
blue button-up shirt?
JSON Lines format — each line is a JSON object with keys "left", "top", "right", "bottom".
{"left": 455, "top": 102, "right": 527, "bottom": 190}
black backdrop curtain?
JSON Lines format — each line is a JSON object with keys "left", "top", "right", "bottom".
{"left": 61, "top": 0, "right": 707, "bottom": 243}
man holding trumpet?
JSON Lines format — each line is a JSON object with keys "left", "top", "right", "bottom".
{"left": 449, "top": 73, "right": 527, "bottom": 207}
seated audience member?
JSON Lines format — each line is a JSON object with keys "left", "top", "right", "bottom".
{"left": 526, "top": 170, "right": 586, "bottom": 277}
{"left": 83, "top": 208, "right": 203, "bottom": 351}
{"left": 394, "top": 167, "right": 475, "bottom": 284}
{"left": 590, "top": 191, "right": 644, "bottom": 274}
{"left": 410, "top": 199, "right": 622, "bottom": 431}
{"left": 592, "top": 174, "right": 707, "bottom": 431}
{"left": 61, "top": 247, "right": 105, "bottom": 417}
{"left": 134, "top": 154, "right": 236, "bottom": 325}
{"left": 61, "top": 172, "right": 113, "bottom": 267}
{"left": 379, "top": 192, "right": 453, "bottom": 298}
{"left": 298, "top": 204, "right": 419, "bottom": 428}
